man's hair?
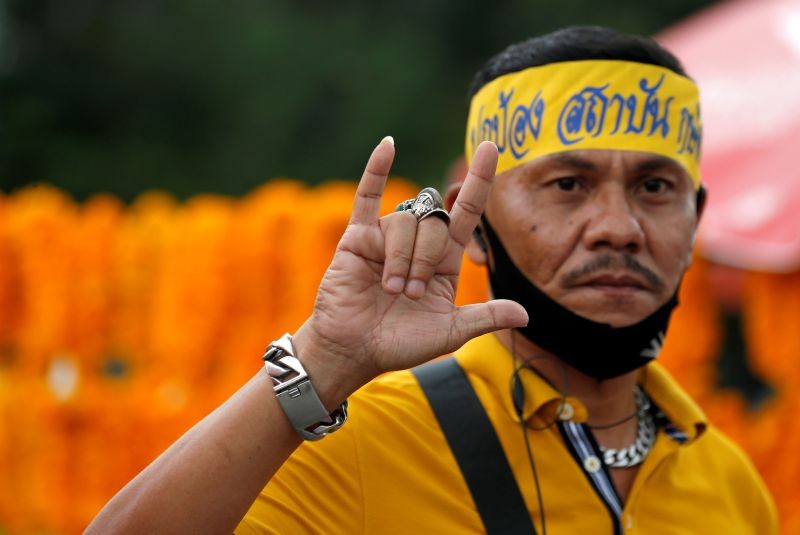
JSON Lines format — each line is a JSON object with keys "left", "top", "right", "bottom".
{"left": 468, "top": 26, "right": 688, "bottom": 99}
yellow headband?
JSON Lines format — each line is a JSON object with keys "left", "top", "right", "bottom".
{"left": 465, "top": 60, "right": 702, "bottom": 187}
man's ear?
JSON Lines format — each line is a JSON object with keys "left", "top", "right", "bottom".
{"left": 443, "top": 181, "right": 461, "bottom": 212}
{"left": 685, "top": 186, "right": 707, "bottom": 269}
{"left": 466, "top": 225, "right": 489, "bottom": 266}
{"left": 696, "top": 186, "right": 707, "bottom": 222}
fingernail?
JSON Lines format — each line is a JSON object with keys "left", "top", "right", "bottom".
{"left": 405, "top": 279, "right": 426, "bottom": 299}
{"left": 382, "top": 135, "right": 394, "bottom": 146}
{"left": 386, "top": 276, "right": 405, "bottom": 293}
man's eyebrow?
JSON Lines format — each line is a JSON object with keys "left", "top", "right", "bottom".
{"left": 546, "top": 153, "right": 598, "bottom": 171}
{"left": 542, "top": 153, "right": 687, "bottom": 176}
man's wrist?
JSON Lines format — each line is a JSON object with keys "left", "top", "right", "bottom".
{"left": 263, "top": 332, "right": 349, "bottom": 440}
{"left": 288, "top": 322, "right": 374, "bottom": 413}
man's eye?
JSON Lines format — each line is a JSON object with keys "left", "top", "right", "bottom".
{"left": 556, "top": 178, "right": 579, "bottom": 191}
{"left": 642, "top": 178, "right": 671, "bottom": 193}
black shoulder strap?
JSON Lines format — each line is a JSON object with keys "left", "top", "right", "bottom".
{"left": 412, "top": 357, "right": 537, "bottom": 535}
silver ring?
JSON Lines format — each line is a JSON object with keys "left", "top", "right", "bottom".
{"left": 395, "top": 187, "right": 450, "bottom": 225}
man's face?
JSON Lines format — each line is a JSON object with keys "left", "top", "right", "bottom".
{"left": 483, "top": 149, "right": 699, "bottom": 327}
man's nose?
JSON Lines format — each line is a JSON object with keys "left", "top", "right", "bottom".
{"left": 582, "top": 189, "right": 645, "bottom": 253}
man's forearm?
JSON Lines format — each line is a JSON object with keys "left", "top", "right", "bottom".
{"left": 85, "top": 369, "right": 302, "bottom": 534}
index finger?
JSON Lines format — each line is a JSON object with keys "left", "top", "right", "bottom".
{"left": 349, "top": 136, "right": 396, "bottom": 225}
{"left": 448, "top": 141, "right": 498, "bottom": 246}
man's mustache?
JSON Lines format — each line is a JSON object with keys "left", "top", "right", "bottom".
{"left": 562, "top": 254, "right": 665, "bottom": 292}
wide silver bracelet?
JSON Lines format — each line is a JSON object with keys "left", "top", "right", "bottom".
{"left": 262, "top": 333, "right": 348, "bottom": 441}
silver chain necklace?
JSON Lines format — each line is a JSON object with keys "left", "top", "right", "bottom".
{"left": 598, "top": 387, "right": 656, "bottom": 468}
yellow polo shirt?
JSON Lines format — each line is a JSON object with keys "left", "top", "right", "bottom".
{"left": 237, "top": 334, "right": 777, "bottom": 534}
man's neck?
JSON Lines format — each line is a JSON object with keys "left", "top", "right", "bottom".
{"left": 494, "top": 329, "right": 640, "bottom": 447}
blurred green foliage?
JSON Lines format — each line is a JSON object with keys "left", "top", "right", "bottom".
{"left": 0, "top": 0, "right": 713, "bottom": 201}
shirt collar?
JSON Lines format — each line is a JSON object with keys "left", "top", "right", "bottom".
{"left": 454, "top": 333, "right": 588, "bottom": 426}
{"left": 453, "top": 333, "right": 707, "bottom": 442}
{"left": 644, "top": 361, "right": 707, "bottom": 441}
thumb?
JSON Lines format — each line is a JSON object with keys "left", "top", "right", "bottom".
{"left": 451, "top": 299, "right": 529, "bottom": 347}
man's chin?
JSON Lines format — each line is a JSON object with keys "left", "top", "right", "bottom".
{"left": 588, "top": 313, "right": 651, "bottom": 328}
{"left": 561, "top": 296, "right": 661, "bottom": 328}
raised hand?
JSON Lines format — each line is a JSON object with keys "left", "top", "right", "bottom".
{"left": 84, "top": 137, "right": 529, "bottom": 535}
{"left": 293, "top": 137, "right": 528, "bottom": 402}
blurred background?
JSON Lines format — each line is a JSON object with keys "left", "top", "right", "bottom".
{"left": 2, "top": 0, "right": 800, "bottom": 533}
{"left": 1, "top": 0, "right": 717, "bottom": 200}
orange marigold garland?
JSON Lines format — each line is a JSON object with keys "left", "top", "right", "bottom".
{"left": 5, "top": 185, "right": 77, "bottom": 376}
{"left": 743, "top": 270, "right": 800, "bottom": 388}
{"left": 214, "top": 180, "right": 309, "bottom": 394}
{"left": 68, "top": 195, "right": 124, "bottom": 373}
{"left": 658, "top": 256, "right": 722, "bottom": 403}
{"left": 740, "top": 269, "right": 800, "bottom": 528}
{"left": 0, "top": 193, "right": 21, "bottom": 352}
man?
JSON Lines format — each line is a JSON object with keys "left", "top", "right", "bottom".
{"left": 88, "top": 26, "right": 777, "bottom": 534}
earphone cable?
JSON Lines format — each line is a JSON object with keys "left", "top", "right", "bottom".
{"left": 511, "top": 331, "right": 550, "bottom": 535}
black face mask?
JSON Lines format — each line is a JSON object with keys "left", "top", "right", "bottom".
{"left": 479, "top": 218, "right": 679, "bottom": 380}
